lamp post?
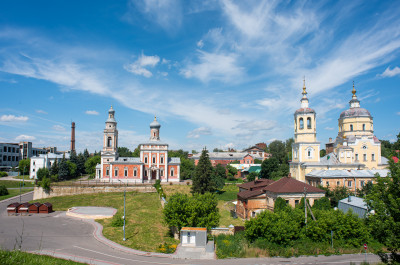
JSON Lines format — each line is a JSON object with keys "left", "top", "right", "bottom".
{"left": 117, "top": 178, "right": 127, "bottom": 241}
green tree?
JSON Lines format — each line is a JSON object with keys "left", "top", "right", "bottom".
{"left": 192, "top": 150, "right": 198, "bottom": 154}
{"left": 36, "top": 168, "right": 50, "bottom": 181}
{"left": 213, "top": 148, "right": 223, "bottom": 152}
{"left": 214, "top": 164, "right": 226, "bottom": 179}
{"left": 226, "top": 165, "right": 238, "bottom": 180}
{"left": 274, "top": 197, "right": 290, "bottom": 212}
{"left": 132, "top": 146, "right": 140, "bottom": 157}
{"left": 85, "top": 156, "right": 101, "bottom": 176}
{"left": 76, "top": 153, "right": 86, "bottom": 175}
{"left": 50, "top": 159, "right": 58, "bottom": 176}
{"left": 259, "top": 157, "right": 279, "bottom": 179}
{"left": 163, "top": 193, "right": 220, "bottom": 231}
{"left": 40, "top": 177, "right": 51, "bottom": 192}
{"left": 254, "top": 159, "right": 262, "bottom": 164}
{"left": 366, "top": 162, "right": 400, "bottom": 264}
{"left": 285, "top": 138, "right": 294, "bottom": 161}
{"left": 312, "top": 197, "right": 331, "bottom": 210}
{"left": 192, "top": 149, "right": 219, "bottom": 194}
{"left": 269, "top": 140, "right": 287, "bottom": 164}
{"left": 83, "top": 149, "right": 90, "bottom": 160}
{"left": 320, "top": 149, "right": 326, "bottom": 157}
{"left": 320, "top": 186, "right": 352, "bottom": 208}
{"left": 0, "top": 185, "right": 9, "bottom": 196}
{"left": 18, "top": 159, "right": 30, "bottom": 175}
{"left": 246, "top": 172, "right": 258, "bottom": 182}
{"left": 69, "top": 150, "right": 78, "bottom": 164}
{"left": 67, "top": 161, "right": 77, "bottom": 178}
{"left": 58, "top": 156, "right": 69, "bottom": 180}
{"left": 180, "top": 158, "right": 195, "bottom": 180}
{"left": 270, "top": 163, "right": 289, "bottom": 180}
{"left": 118, "top": 147, "right": 134, "bottom": 157}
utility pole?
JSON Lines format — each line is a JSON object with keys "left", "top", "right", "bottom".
{"left": 123, "top": 180, "right": 126, "bottom": 241}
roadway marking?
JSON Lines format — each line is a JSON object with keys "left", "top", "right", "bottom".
{"left": 73, "top": 246, "right": 189, "bottom": 265}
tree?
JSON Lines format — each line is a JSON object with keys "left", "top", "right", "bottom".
{"left": 312, "top": 197, "right": 331, "bottom": 210}
{"left": 76, "top": 153, "right": 86, "bottom": 175}
{"left": 67, "top": 161, "right": 78, "bottom": 178}
{"left": 366, "top": 162, "right": 400, "bottom": 264}
{"left": 270, "top": 163, "right": 289, "bottom": 180}
{"left": 214, "top": 164, "right": 226, "bottom": 179}
{"left": 83, "top": 149, "right": 90, "bottom": 160}
{"left": 269, "top": 140, "right": 287, "bottom": 164}
{"left": 58, "top": 156, "right": 69, "bottom": 180}
{"left": 285, "top": 138, "right": 294, "bottom": 161}
{"left": 192, "top": 149, "right": 219, "bottom": 194}
{"left": 254, "top": 158, "right": 262, "bottom": 164}
{"left": 50, "top": 159, "right": 58, "bottom": 176}
{"left": 180, "top": 158, "right": 195, "bottom": 180}
{"left": 0, "top": 185, "right": 9, "bottom": 196}
{"left": 226, "top": 165, "right": 237, "bottom": 180}
{"left": 274, "top": 197, "right": 290, "bottom": 212}
{"left": 118, "top": 147, "right": 134, "bottom": 157}
{"left": 320, "top": 149, "right": 326, "bottom": 157}
{"left": 246, "top": 172, "right": 258, "bottom": 182}
{"left": 132, "top": 146, "right": 140, "bottom": 157}
{"left": 163, "top": 193, "right": 220, "bottom": 231}
{"left": 36, "top": 168, "right": 50, "bottom": 181}
{"left": 320, "top": 186, "right": 352, "bottom": 208}
{"left": 18, "top": 159, "right": 30, "bottom": 175}
{"left": 85, "top": 156, "right": 101, "bottom": 177}
{"left": 259, "top": 157, "right": 279, "bottom": 179}
{"left": 213, "top": 148, "right": 223, "bottom": 152}
{"left": 69, "top": 150, "right": 78, "bottom": 164}
{"left": 192, "top": 150, "right": 198, "bottom": 154}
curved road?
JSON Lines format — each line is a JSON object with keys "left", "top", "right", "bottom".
{"left": 0, "top": 193, "right": 380, "bottom": 265}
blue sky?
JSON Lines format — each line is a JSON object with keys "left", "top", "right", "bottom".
{"left": 0, "top": 0, "right": 400, "bottom": 153}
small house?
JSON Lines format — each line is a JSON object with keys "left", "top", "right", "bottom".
{"left": 338, "top": 196, "right": 368, "bottom": 218}
{"left": 39, "top": 202, "right": 53, "bottom": 213}
{"left": 29, "top": 202, "right": 42, "bottom": 214}
{"left": 17, "top": 202, "right": 32, "bottom": 215}
{"left": 180, "top": 227, "right": 207, "bottom": 247}
{"left": 7, "top": 202, "right": 20, "bottom": 215}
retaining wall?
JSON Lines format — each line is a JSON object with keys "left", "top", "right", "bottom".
{"left": 33, "top": 185, "right": 156, "bottom": 200}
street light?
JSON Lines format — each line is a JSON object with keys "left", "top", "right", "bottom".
{"left": 117, "top": 178, "right": 127, "bottom": 241}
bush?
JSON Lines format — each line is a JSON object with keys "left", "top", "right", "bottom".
{"left": 216, "top": 233, "right": 246, "bottom": 259}
{"left": 40, "top": 177, "right": 51, "bottom": 192}
{"left": 0, "top": 185, "right": 9, "bottom": 196}
{"left": 157, "top": 242, "right": 177, "bottom": 254}
{"left": 111, "top": 214, "right": 124, "bottom": 227}
{"left": 0, "top": 171, "right": 7, "bottom": 177}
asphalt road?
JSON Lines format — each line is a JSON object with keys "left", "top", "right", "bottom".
{"left": 0, "top": 193, "right": 381, "bottom": 265}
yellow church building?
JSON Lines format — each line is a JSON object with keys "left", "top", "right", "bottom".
{"left": 289, "top": 82, "right": 389, "bottom": 192}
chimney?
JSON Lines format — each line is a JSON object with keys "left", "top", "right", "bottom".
{"left": 71, "top": 122, "right": 75, "bottom": 152}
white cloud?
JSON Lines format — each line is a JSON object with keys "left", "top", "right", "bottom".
{"left": 85, "top": 110, "right": 99, "bottom": 115}
{"left": 232, "top": 120, "right": 275, "bottom": 132}
{"left": 197, "top": 40, "right": 204, "bottom": 48}
{"left": 380, "top": 66, "right": 400, "bottom": 77}
{"left": 52, "top": 125, "right": 66, "bottom": 131}
{"left": 397, "top": 112, "right": 400, "bottom": 116}
{"left": 181, "top": 50, "right": 244, "bottom": 83}
{"left": 324, "top": 127, "right": 334, "bottom": 130}
{"left": 35, "top": 109, "right": 47, "bottom": 114}
{"left": 124, "top": 53, "right": 161, "bottom": 78}
{"left": 0, "top": 115, "right": 29, "bottom": 122}
{"left": 187, "top": 127, "right": 212, "bottom": 139}
{"left": 15, "top": 135, "right": 36, "bottom": 141}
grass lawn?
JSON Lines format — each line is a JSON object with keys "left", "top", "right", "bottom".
{"left": 0, "top": 250, "right": 84, "bottom": 264}
{"left": 216, "top": 184, "right": 239, "bottom": 201}
{"left": 0, "top": 180, "right": 35, "bottom": 188}
{"left": 218, "top": 201, "right": 244, "bottom": 227}
{"left": 31, "top": 192, "right": 178, "bottom": 253}
{"left": 12, "top": 175, "right": 31, "bottom": 180}
{"left": 0, "top": 188, "right": 34, "bottom": 201}
{"left": 163, "top": 184, "right": 191, "bottom": 197}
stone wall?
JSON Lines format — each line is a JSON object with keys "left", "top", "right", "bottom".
{"left": 33, "top": 185, "right": 156, "bottom": 200}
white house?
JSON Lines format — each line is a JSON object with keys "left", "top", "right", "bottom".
{"left": 30, "top": 153, "right": 70, "bottom": 179}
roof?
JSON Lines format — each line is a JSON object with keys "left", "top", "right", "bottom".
{"left": 243, "top": 146, "right": 265, "bottom": 152}
{"left": 41, "top": 202, "right": 52, "bottom": 207}
{"left": 181, "top": 227, "right": 207, "bottom": 231}
{"left": 295, "top": 107, "right": 315, "bottom": 114}
{"left": 238, "top": 179, "right": 275, "bottom": 191}
{"left": 301, "top": 153, "right": 364, "bottom": 167}
{"left": 306, "top": 169, "right": 390, "bottom": 179}
{"left": 191, "top": 152, "right": 263, "bottom": 160}
{"left": 248, "top": 166, "right": 261, "bottom": 173}
{"left": 339, "top": 107, "right": 371, "bottom": 119}
{"left": 114, "top": 157, "right": 142, "bottom": 164}
{"left": 264, "top": 177, "right": 324, "bottom": 194}
{"left": 338, "top": 196, "right": 367, "bottom": 210}
{"left": 31, "top": 202, "right": 42, "bottom": 207}
{"left": 168, "top": 157, "right": 181, "bottom": 164}
{"left": 237, "top": 189, "right": 265, "bottom": 200}
{"left": 150, "top": 117, "right": 161, "bottom": 128}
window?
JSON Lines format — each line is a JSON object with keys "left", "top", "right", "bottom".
{"left": 134, "top": 168, "right": 137, "bottom": 177}
{"left": 107, "top": 137, "right": 112, "bottom": 147}
{"left": 114, "top": 168, "right": 118, "bottom": 177}
{"left": 160, "top": 156, "right": 164, "bottom": 164}
{"left": 360, "top": 180, "right": 365, "bottom": 187}
{"left": 295, "top": 200, "right": 299, "bottom": 205}
{"left": 33, "top": 161, "right": 35, "bottom": 165}
{"left": 144, "top": 170, "right": 147, "bottom": 177}
{"left": 348, "top": 180, "right": 352, "bottom": 187}
{"left": 3, "top": 147, "right": 6, "bottom": 152}
{"left": 170, "top": 168, "right": 174, "bottom": 177}
{"left": 144, "top": 157, "right": 148, "bottom": 163}
{"left": 350, "top": 124, "right": 353, "bottom": 131}
{"left": 363, "top": 124, "right": 365, "bottom": 131}
{"left": 363, "top": 154, "right": 367, "bottom": 161}
{"left": 326, "top": 181, "right": 329, "bottom": 186}
{"left": 124, "top": 168, "right": 128, "bottom": 177}
{"left": 307, "top": 117, "right": 312, "bottom": 129}
{"left": 306, "top": 147, "right": 314, "bottom": 159}
{"left": 152, "top": 156, "right": 156, "bottom": 164}
{"left": 355, "top": 154, "right": 359, "bottom": 161}
{"left": 160, "top": 169, "right": 164, "bottom": 176}
{"left": 337, "top": 181, "right": 340, "bottom": 186}
{"left": 252, "top": 212, "right": 256, "bottom": 218}
{"left": 371, "top": 154, "right": 375, "bottom": 161}
{"left": 299, "top": 118, "right": 304, "bottom": 129}
{"left": 106, "top": 168, "right": 110, "bottom": 176}
{"left": 285, "top": 200, "right": 289, "bottom": 204}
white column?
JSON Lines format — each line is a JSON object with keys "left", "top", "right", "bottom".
{"left": 177, "top": 165, "right": 180, "bottom": 181}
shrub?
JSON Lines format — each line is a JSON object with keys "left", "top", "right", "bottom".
{"left": 157, "top": 243, "right": 177, "bottom": 254}
{"left": 0, "top": 185, "right": 9, "bottom": 196}
{"left": 40, "top": 177, "right": 51, "bottom": 192}
{"left": 216, "top": 233, "right": 246, "bottom": 259}
{"left": 111, "top": 214, "right": 124, "bottom": 227}
{"left": 0, "top": 171, "right": 8, "bottom": 177}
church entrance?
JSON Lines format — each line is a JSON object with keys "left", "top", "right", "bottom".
{"left": 151, "top": 170, "right": 157, "bottom": 180}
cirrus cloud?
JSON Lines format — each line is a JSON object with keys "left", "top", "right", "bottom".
{"left": 0, "top": 115, "right": 29, "bottom": 122}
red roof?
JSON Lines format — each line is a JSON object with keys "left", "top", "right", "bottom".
{"left": 238, "top": 179, "right": 275, "bottom": 191}
{"left": 264, "top": 177, "right": 324, "bottom": 194}
{"left": 237, "top": 189, "right": 265, "bottom": 200}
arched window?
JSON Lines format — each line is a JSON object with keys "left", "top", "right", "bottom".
{"left": 124, "top": 167, "right": 128, "bottom": 177}
{"left": 170, "top": 168, "right": 174, "bottom": 177}
{"left": 160, "top": 156, "right": 164, "bottom": 164}
{"left": 160, "top": 168, "right": 164, "bottom": 177}
{"left": 107, "top": 137, "right": 112, "bottom": 147}
{"left": 152, "top": 156, "right": 156, "bottom": 164}
{"left": 299, "top": 118, "right": 304, "bottom": 129}
{"left": 106, "top": 167, "right": 110, "bottom": 176}
{"left": 350, "top": 124, "right": 353, "bottom": 131}
{"left": 133, "top": 168, "right": 137, "bottom": 177}
{"left": 144, "top": 156, "right": 148, "bottom": 163}
{"left": 306, "top": 147, "right": 314, "bottom": 159}
{"left": 307, "top": 117, "right": 312, "bottom": 129}
{"left": 362, "top": 124, "right": 365, "bottom": 131}
{"left": 114, "top": 167, "right": 118, "bottom": 177}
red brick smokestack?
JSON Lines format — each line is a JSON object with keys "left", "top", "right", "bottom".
{"left": 71, "top": 122, "right": 75, "bottom": 152}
